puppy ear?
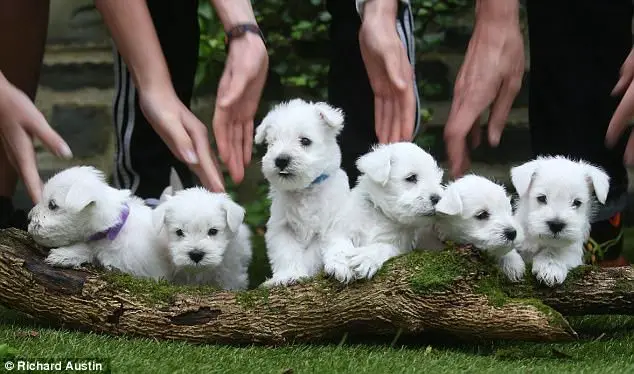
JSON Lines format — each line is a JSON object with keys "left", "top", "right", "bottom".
{"left": 64, "top": 183, "right": 97, "bottom": 212}
{"left": 583, "top": 163, "right": 610, "bottom": 204}
{"left": 222, "top": 198, "right": 245, "bottom": 233}
{"left": 435, "top": 188, "right": 463, "bottom": 216}
{"left": 152, "top": 205, "right": 167, "bottom": 235}
{"left": 314, "top": 102, "right": 344, "bottom": 134}
{"left": 169, "top": 167, "right": 184, "bottom": 193}
{"left": 510, "top": 160, "right": 540, "bottom": 197}
{"left": 254, "top": 115, "right": 271, "bottom": 145}
{"left": 356, "top": 145, "right": 392, "bottom": 186}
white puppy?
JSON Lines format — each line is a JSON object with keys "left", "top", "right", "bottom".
{"left": 153, "top": 187, "right": 252, "bottom": 290}
{"left": 254, "top": 98, "right": 352, "bottom": 287}
{"left": 326, "top": 142, "right": 444, "bottom": 282}
{"left": 511, "top": 156, "right": 609, "bottom": 286}
{"left": 432, "top": 174, "right": 526, "bottom": 282}
{"left": 28, "top": 166, "right": 172, "bottom": 280}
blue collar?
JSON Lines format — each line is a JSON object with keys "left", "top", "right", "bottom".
{"left": 310, "top": 173, "right": 329, "bottom": 186}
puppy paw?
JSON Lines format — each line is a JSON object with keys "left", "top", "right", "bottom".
{"left": 260, "top": 273, "right": 307, "bottom": 288}
{"left": 348, "top": 253, "right": 383, "bottom": 280}
{"left": 44, "top": 247, "right": 90, "bottom": 269}
{"left": 499, "top": 251, "right": 525, "bottom": 283}
{"left": 323, "top": 258, "right": 356, "bottom": 284}
{"left": 532, "top": 261, "right": 567, "bottom": 287}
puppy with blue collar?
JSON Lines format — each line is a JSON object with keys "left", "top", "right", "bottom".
{"left": 254, "top": 98, "right": 352, "bottom": 287}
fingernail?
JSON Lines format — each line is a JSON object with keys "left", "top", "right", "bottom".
{"left": 185, "top": 150, "right": 199, "bottom": 164}
{"left": 57, "top": 143, "right": 73, "bottom": 159}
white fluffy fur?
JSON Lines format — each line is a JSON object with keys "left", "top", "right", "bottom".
{"left": 432, "top": 174, "right": 526, "bottom": 282}
{"left": 153, "top": 187, "right": 252, "bottom": 290}
{"left": 255, "top": 98, "right": 352, "bottom": 287}
{"left": 28, "top": 166, "right": 172, "bottom": 280}
{"left": 325, "top": 142, "right": 445, "bottom": 282}
{"left": 511, "top": 156, "right": 610, "bottom": 286}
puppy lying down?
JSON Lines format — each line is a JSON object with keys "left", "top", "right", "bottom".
{"left": 28, "top": 166, "right": 172, "bottom": 280}
{"left": 511, "top": 156, "right": 609, "bottom": 286}
{"left": 430, "top": 174, "right": 526, "bottom": 282}
{"left": 153, "top": 187, "right": 252, "bottom": 291}
{"left": 325, "top": 142, "right": 444, "bottom": 282}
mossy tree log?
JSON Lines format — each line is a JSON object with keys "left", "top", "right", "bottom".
{"left": 0, "top": 228, "right": 633, "bottom": 345}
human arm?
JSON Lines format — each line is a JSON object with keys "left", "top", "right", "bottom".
{"left": 210, "top": 0, "right": 269, "bottom": 184}
{"left": 443, "top": 0, "right": 524, "bottom": 177}
{"left": 94, "top": 0, "right": 225, "bottom": 192}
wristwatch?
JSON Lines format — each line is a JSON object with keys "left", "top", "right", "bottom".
{"left": 224, "top": 23, "right": 266, "bottom": 52}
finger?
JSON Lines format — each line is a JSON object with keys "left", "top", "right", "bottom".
{"left": 624, "top": 131, "right": 634, "bottom": 165}
{"left": 243, "top": 120, "right": 254, "bottom": 166}
{"left": 22, "top": 105, "right": 73, "bottom": 159}
{"left": 389, "top": 97, "right": 401, "bottom": 144}
{"left": 212, "top": 71, "right": 233, "bottom": 164}
{"left": 488, "top": 77, "right": 521, "bottom": 147}
{"left": 470, "top": 119, "right": 481, "bottom": 149}
{"left": 444, "top": 98, "right": 482, "bottom": 178}
{"left": 183, "top": 113, "right": 225, "bottom": 192}
{"left": 607, "top": 83, "right": 634, "bottom": 147}
{"left": 374, "top": 96, "right": 385, "bottom": 143}
{"left": 217, "top": 68, "right": 249, "bottom": 109}
{"left": 400, "top": 65, "right": 416, "bottom": 141}
{"left": 383, "top": 50, "right": 408, "bottom": 91}
{"left": 612, "top": 73, "right": 633, "bottom": 96}
{"left": 381, "top": 98, "right": 393, "bottom": 144}
{"left": 228, "top": 121, "right": 245, "bottom": 183}
{"left": 2, "top": 128, "right": 43, "bottom": 203}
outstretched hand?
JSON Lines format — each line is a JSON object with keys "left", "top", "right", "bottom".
{"left": 139, "top": 89, "right": 225, "bottom": 193}
{"left": 359, "top": 3, "right": 416, "bottom": 144}
{"left": 443, "top": 11, "right": 524, "bottom": 178}
{"left": 0, "top": 75, "right": 72, "bottom": 203}
{"left": 606, "top": 48, "right": 634, "bottom": 164}
{"left": 212, "top": 33, "right": 268, "bottom": 184}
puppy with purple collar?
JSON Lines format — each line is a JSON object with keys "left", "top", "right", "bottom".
{"left": 28, "top": 166, "right": 172, "bottom": 281}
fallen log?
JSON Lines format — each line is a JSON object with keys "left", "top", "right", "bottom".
{"left": 0, "top": 228, "right": 632, "bottom": 345}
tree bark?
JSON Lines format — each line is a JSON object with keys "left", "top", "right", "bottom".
{"left": 0, "top": 228, "right": 632, "bottom": 345}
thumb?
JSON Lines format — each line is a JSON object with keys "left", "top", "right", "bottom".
{"left": 161, "top": 124, "right": 199, "bottom": 166}
{"left": 383, "top": 52, "right": 408, "bottom": 91}
{"left": 217, "top": 70, "right": 249, "bottom": 109}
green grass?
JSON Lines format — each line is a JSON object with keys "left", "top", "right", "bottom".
{"left": 0, "top": 230, "right": 633, "bottom": 373}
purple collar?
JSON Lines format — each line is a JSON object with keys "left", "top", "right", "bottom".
{"left": 88, "top": 203, "right": 130, "bottom": 241}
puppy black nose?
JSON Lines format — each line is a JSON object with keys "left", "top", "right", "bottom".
{"left": 274, "top": 155, "right": 291, "bottom": 170}
{"left": 188, "top": 250, "right": 205, "bottom": 263}
{"left": 503, "top": 228, "right": 517, "bottom": 241}
{"left": 547, "top": 220, "right": 566, "bottom": 234}
{"left": 430, "top": 194, "right": 441, "bottom": 206}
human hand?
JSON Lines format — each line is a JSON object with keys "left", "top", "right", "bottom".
{"left": 138, "top": 88, "right": 225, "bottom": 192}
{"left": 0, "top": 74, "right": 72, "bottom": 203}
{"left": 359, "top": 0, "right": 415, "bottom": 144}
{"left": 443, "top": 2, "right": 524, "bottom": 178}
{"left": 606, "top": 48, "right": 634, "bottom": 164}
{"left": 212, "top": 32, "right": 268, "bottom": 184}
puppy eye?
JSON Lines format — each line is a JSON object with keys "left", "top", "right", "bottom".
{"left": 475, "top": 210, "right": 490, "bottom": 220}
{"left": 572, "top": 199, "right": 582, "bottom": 208}
{"left": 48, "top": 200, "right": 58, "bottom": 211}
{"left": 404, "top": 174, "right": 418, "bottom": 183}
{"left": 208, "top": 228, "right": 218, "bottom": 236}
{"left": 300, "top": 137, "right": 312, "bottom": 147}
{"left": 175, "top": 229, "right": 184, "bottom": 237}
{"left": 536, "top": 195, "right": 547, "bottom": 204}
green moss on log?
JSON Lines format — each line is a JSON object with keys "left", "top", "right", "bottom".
{"left": 235, "top": 287, "right": 270, "bottom": 309}
{"left": 101, "top": 272, "right": 217, "bottom": 305}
